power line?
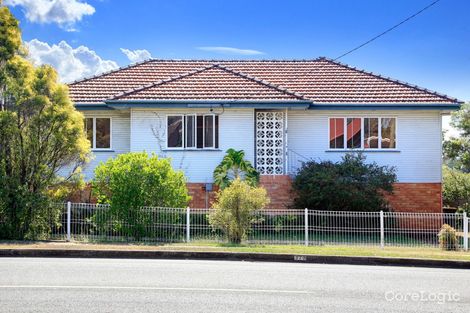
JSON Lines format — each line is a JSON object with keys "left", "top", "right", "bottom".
{"left": 332, "top": 0, "right": 442, "bottom": 61}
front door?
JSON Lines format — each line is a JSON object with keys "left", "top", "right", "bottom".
{"left": 255, "top": 111, "right": 285, "bottom": 175}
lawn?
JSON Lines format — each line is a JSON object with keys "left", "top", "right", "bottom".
{"left": 1, "top": 241, "right": 470, "bottom": 262}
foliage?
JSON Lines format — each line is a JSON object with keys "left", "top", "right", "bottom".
{"left": 292, "top": 153, "right": 397, "bottom": 211}
{"left": 442, "top": 166, "right": 470, "bottom": 214}
{"left": 0, "top": 5, "right": 90, "bottom": 239}
{"left": 213, "top": 148, "right": 259, "bottom": 189}
{"left": 92, "top": 152, "right": 191, "bottom": 239}
{"left": 209, "top": 178, "right": 269, "bottom": 243}
{"left": 443, "top": 103, "right": 470, "bottom": 172}
{"left": 438, "top": 224, "right": 459, "bottom": 251}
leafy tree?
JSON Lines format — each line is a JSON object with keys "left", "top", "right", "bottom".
{"left": 92, "top": 152, "right": 191, "bottom": 238}
{"left": 0, "top": 4, "right": 90, "bottom": 239}
{"left": 292, "top": 154, "right": 397, "bottom": 212}
{"left": 209, "top": 178, "right": 269, "bottom": 243}
{"left": 443, "top": 103, "right": 470, "bottom": 172}
{"left": 442, "top": 166, "right": 470, "bottom": 214}
{"left": 213, "top": 148, "right": 259, "bottom": 189}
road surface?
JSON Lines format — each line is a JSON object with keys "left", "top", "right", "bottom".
{"left": 0, "top": 257, "right": 468, "bottom": 312}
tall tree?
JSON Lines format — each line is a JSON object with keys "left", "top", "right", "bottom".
{"left": 0, "top": 4, "right": 90, "bottom": 239}
{"left": 443, "top": 103, "right": 470, "bottom": 172}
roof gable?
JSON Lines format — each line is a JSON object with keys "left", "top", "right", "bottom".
{"left": 68, "top": 58, "right": 461, "bottom": 105}
{"left": 111, "top": 64, "right": 305, "bottom": 101}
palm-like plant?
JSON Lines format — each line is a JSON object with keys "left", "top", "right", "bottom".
{"left": 213, "top": 149, "right": 259, "bottom": 189}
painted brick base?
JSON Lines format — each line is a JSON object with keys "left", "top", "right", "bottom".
{"left": 259, "top": 175, "right": 294, "bottom": 209}
{"left": 187, "top": 183, "right": 218, "bottom": 209}
{"left": 385, "top": 183, "right": 442, "bottom": 213}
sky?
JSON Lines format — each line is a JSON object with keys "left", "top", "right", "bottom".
{"left": 4, "top": 0, "right": 470, "bottom": 135}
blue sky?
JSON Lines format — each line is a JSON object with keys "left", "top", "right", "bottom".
{"left": 6, "top": 0, "right": 470, "bottom": 103}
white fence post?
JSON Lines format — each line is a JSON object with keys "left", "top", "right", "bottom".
{"left": 380, "top": 210, "right": 384, "bottom": 249}
{"left": 186, "top": 207, "right": 190, "bottom": 243}
{"left": 463, "top": 212, "right": 468, "bottom": 252}
{"left": 304, "top": 208, "right": 309, "bottom": 246}
{"left": 66, "top": 201, "right": 71, "bottom": 242}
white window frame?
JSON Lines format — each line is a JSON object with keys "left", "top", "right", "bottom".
{"left": 86, "top": 117, "right": 112, "bottom": 151}
{"left": 203, "top": 114, "right": 216, "bottom": 149}
{"left": 328, "top": 117, "right": 397, "bottom": 151}
{"left": 166, "top": 114, "right": 218, "bottom": 150}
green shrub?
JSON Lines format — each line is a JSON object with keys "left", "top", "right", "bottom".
{"left": 213, "top": 148, "right": 259, "bottom": 189}
{"left": 292, "top": 153, "right": 397, "bottom": 211}
{"left": 438, "top": 224, "right": 459, "bottom": 251}
{"left": 209, "top": 178, "right": 269, "bottom": 243}
{"left": 92, "top": 152, "right": 190, "bottom": 239}
{"left": 443, "top": 166, "right": 470, "bottom": 214}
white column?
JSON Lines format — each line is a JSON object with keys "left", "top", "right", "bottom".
{"left": 463, "top": 212, "right": 468, "bottom": 252}
{"left": 304, "top": 208, "right": 309, "bottom": 246}
{"left": 186, "top": 207, "right": 190, "bottom": 243}
{"left": 66, "top": 201, "right": 71, "bottom": 242}
{"left": 380, "top": 211, "right": 385, "bottom": 249}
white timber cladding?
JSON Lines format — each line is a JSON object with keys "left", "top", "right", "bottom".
{"left": 130, "top": 108, "right": 255, "bottom": 183}
{"left": 81, "top": 110, "right": 130, "bottom": 180}
{"left": 287, "top": 110, "right": 443, "bottom": 183}
{"left": 74, "top": 108, "right": 443, "bottom": 184}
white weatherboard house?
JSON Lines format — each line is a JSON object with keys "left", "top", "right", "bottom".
{"left": 68, "top": 58, "right": 461, "bottom": 210}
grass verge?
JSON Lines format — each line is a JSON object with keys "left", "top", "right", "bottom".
{"left": 0, "top": 240, "right": 469, "bottom": 262}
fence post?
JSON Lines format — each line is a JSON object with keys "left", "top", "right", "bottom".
{"left": 464, "top": 212, "right": 468, "bottom": 252}
{"left": 66, "top": 201, "right": 71, "bottom": 242}
{"left": 380, "top": 210, "right": 384, "bottom": 249}
{"left": 304, "top": 208, "right": 309, "bottom": 246}
{"left": 186, "top": 207, "right": 190, "bottom": 243}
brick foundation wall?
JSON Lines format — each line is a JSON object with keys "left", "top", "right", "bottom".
{"left": 259, "top": 175, "right": 293, "bottom": 209}
{"left": 384, "top": 183, "right": 442, "bottom": 213}
{"left": 187, "top": 183, "right": 218, "bottom": 209}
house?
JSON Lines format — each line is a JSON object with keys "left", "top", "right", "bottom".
{"left": 68, "top": 58, "right": 461, "bottom": 211}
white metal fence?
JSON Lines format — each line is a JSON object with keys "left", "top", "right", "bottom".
{"left": 49, "top": 202, "right": 469, "bottom": 250}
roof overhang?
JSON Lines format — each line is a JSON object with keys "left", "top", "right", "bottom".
{"left": 309, "top": 103, "right": 462, "bottom": 110}
{"left": 104, "top": 99, "right": 312, "bottom": 109}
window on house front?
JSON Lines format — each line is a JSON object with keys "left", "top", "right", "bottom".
{"left": 167, "top": 114, "right": 219, "bottom": 149}
{"left": 85, "top": 117, "right": 111, "bottom": 149}
{"left": 329, "top": 117, "right": 397, "bottom": 150}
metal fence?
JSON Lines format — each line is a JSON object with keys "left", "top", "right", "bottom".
{"left": 49, "top": 202, "right": 470, "bottom": 250}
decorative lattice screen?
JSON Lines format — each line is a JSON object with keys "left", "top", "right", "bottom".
{"left": 255, "top": 111, "right": 284, "bottom": 175}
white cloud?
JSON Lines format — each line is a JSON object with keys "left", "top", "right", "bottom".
{"left": 197, "top": 46, "right": 265, "bottom": 55}
{"left": 120, "top": 48, "right": 152, "bottom": 63}
{"left": 5, "top": 0, "right": 95, "bottom": 31}
{"left": 26, "top": 39, "right": 118, "bottom": 83}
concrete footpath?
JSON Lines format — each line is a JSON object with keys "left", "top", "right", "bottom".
{"left": 1, "top": 246, "right": 470, "bottom": 269}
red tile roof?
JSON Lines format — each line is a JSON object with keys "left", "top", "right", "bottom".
{"left": 68, "top": 58, "right": 460, "bottom": 104}
{"left": 111, "top": 64, "right": 305, "bottom": 101}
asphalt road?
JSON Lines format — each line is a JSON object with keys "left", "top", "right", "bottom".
{"left": 0, "top": 258, "right": 469, "bottom": 313}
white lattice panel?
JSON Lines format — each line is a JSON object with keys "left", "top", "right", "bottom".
{"left": 256, "top": 111, "right": 284, "bottom": 175}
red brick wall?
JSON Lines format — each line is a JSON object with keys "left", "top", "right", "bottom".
{"left": 259, "top": 175, "right": 293, "bottom": 209}
{"left": 187, "top": 183, "right": 218, "bottom": 209}
{"left": 385, "top": 183, "right": 442, "bottom": 213}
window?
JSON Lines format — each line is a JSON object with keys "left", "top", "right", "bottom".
{"left": 329, "top": 117, "right": 396, "bottom": 150}
{"left": 167, "top": 114, "right": 219, "bottom": 149}
{"left": 85, "top": 117, "right": 111, "bottom": 150}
